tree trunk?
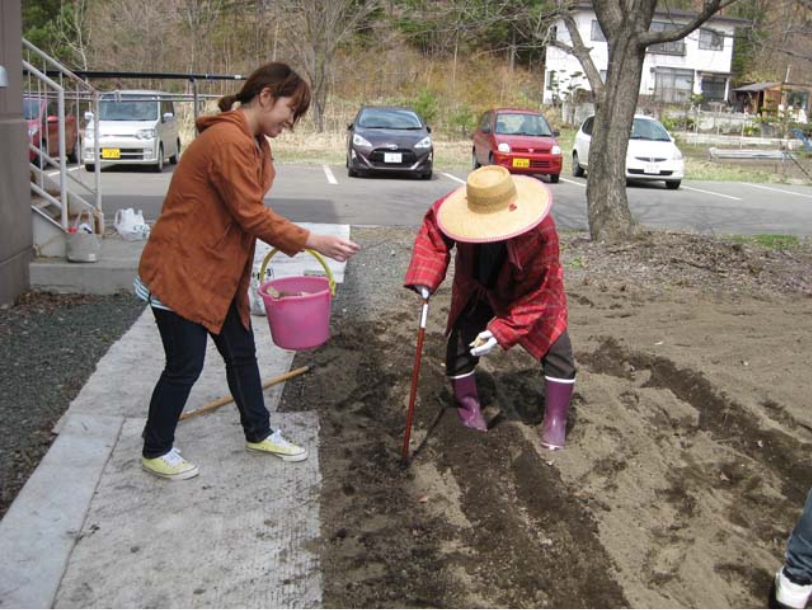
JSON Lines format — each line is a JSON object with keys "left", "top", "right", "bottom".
{"left": 586, "top": 34, "right": 645, "bottom": 242}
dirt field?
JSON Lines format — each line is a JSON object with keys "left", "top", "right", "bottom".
{"left": 278, "top": 226, "right": 812, "bottom": 608}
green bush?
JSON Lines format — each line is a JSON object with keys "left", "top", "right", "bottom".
{"left": 411, "top": 88, "right": 440, "bottom": 125}
{"left": 448, "top": 104, "right": 476, "bottom": 138}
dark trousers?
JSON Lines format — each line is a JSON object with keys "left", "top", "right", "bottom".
{"left": 142, "top": 301, "right": 271, "bottom": 458}
{"left": 446, "top": 298, "right": 576, "bottom": 379}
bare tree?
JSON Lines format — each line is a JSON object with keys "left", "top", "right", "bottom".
{"left": 552, "top": 0, "right": 740, "bottom": 242}
{"left": 54, "top": 0, "right": 91, "bottom": 70}
{"left": 278, "top": 0, "right": 380, "bottom": 132}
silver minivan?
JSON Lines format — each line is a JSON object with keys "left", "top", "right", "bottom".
{"left": 83, "top": 90, "right": 181, "bottom": 172}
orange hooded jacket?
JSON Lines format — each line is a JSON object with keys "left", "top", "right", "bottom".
{"left": 138, "top": 110, "right": 309, "bottom": 334}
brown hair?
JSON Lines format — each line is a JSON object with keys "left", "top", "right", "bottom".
{"left": 217, "top": 62, "right": 311, "bottom": 124}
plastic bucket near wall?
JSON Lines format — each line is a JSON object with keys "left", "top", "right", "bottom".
{"left": 258, "top": 248, "right": 336, "bottom": 351}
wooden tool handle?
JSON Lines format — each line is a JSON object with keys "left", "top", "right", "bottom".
{"left": 179, "top": 365, "right": 310, "bottom": 421}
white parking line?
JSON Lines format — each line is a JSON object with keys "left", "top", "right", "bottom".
{"left": 740, "top": 182, "right": 812, "bottom": 199}
{"left": 45, "top": 167, "right": 81, "bottom": 177}
{"left": 323, "top": 165, "right": 337, "bottom": 185}
{"left": 559, "top": 177, "right": 585, "bottom": 187}
{"left": 441, "top": 172, "right": 465, "bottom": 185}
{"left": 681, "top": 185, "right": 741, "bottom": 201}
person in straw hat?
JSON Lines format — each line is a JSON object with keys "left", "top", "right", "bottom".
{"left": 404, "top": 165, "right": 575, "bottom": 449}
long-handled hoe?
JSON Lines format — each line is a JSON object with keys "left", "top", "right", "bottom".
{"left": 401, "top": 293, "right": 429, "bottom": 465}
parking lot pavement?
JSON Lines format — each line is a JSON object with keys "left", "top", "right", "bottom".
{"left": 80, "top": 163, "right": 812, "bottom": 236}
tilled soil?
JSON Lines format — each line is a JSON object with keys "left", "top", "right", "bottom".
{"left": 278, "top": 225, "right": 812, "bottom": 608}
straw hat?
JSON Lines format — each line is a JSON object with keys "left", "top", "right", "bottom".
{"left": 436, "top": 166, "right": 552, "bottom": 243}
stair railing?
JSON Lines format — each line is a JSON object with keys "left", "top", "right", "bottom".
{"left": 22, "top": 38, "right": 102, "bottom": 233}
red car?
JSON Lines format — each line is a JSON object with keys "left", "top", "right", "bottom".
{"left": 24, "top": 96, "right": 79, "bottom": 165}
{"left": 472, "top": 108, "right": 562, "bottom": 183}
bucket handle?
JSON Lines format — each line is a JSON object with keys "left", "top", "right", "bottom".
{"left": 259, "top": 248, "right": 336, "bottom": 296}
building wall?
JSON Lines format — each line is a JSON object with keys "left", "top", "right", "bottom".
{"left": 0, "top": 0, "right": 31, "bottom": 306}
{"left": 544, "top": 10, "right": 737, "bottom": 105}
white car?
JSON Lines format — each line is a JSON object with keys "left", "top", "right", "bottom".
{"left": 83, "top": 90, "right": 181, "bottom": 172}
{"left": 572, "top": 114, "right": 684, "bottom": 189}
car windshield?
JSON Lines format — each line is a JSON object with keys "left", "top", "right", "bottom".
{"left": 494, "top": 113, "right": 553, "bottom": 137}
{"left": 23, "top": 99, "right": 42, "bottom": 120}
{"left": 357, "top": 109, "right": 422, "bottom": 129}
{"left": 630, "top": 118, "right": 672, "bottom": 141}
{"left": 99, "top": 97, "right": 159, "bottom": 121}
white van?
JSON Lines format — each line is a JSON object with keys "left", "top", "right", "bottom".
{"left": 83, "top": 90, "right": 181, "bottom": 172}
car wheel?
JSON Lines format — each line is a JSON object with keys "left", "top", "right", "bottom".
{"left": 488, "top": 153, "right": 494, "bottom": 166}
{"left": 84, "top": 163, "right": 95, "bottom": 172}
{"left": 472, "top": 150, "right": 481, "bottom": 169}
{"left": 666, "top": 180, "right": 681, "bottom": 190}
{"left": 169, "top": 139, "right": 181, "bottom": 164}
{"left": 421, "top": 169, "right": 433, "bottom": 180}
{"left": 153, "top": 146, "right": 164, "bottom": 173}
{"left": 549, "top": 174, "right": 560, "bottom": 184}
{"left": 572, "top": 152, "right": 585, "bottom": 177}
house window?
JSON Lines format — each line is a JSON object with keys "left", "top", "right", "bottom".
{"left": 547, "top": 70, "right": 557, "bottom": 91}
{"left": 648, "top": 21, "right": 686, "bottom": 56}
{"left": 548, "top": 25, "right": 557, "bottom": 41}
{"left": 590, "top": 20, "right": 606, "bottom": 42}
{"left": 699, "top": 28, "right": 724, "bottom": 51}
{"left": 654, "top": 68, "right": 694, "bottom": 103}
{"left": 701, "top": 75, "right": 727, "bottom": 102}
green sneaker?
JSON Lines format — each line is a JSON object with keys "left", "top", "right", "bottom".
{"left": 246, "top": 430, "right": 308, "bottom": 462}
{"left": 141, "top": 448, "right": 199, "bottom": 480}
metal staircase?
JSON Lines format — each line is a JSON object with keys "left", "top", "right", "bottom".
{"left": 23, "top": 38, "right": 102, "bottom": 258}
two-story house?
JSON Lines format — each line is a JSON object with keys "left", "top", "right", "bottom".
{"left": 543, "top": 3, "right": 746, "bottom": 107}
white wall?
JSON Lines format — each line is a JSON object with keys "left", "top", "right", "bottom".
{"left": 544, "top": 9, "right": 737, "bottom": 105}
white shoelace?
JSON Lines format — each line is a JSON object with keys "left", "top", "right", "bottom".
{"left": 161, "top": 448, "right": 185, "bottom": 466}
{"left": 269, "top": 430, "right": 296, "bottom": 450}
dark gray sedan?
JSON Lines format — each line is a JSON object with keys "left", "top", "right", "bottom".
{"left": 346, "top": 106, "right": 433, "bottom": 179}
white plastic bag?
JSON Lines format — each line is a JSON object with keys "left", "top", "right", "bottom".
{"left": 248, "top": 241, "right": 274, "bottom": 316}
{"left": 248, "top": 260, "right": 273, "bottom": 316}
{"left": 114, "top": 208, "right": 150, "bottom": 241}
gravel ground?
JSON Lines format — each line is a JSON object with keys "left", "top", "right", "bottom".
{"left": 0, "top": 292, "right": 145, "bottom": 518}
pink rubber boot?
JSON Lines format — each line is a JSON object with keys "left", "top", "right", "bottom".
{"left": 540, "top": 377, "right": 575, "bottom": 450}
{"left": 450, "top": 372, "right": 488, "bottom": 431}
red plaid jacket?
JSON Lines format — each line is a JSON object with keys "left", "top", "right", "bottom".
{"left": 403, "top": 195, "right": 568, "bottom": 360}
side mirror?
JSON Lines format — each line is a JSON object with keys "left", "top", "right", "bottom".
{"left": 47, "top": 115, "right": 58, "bottom": 123}
{"left": 84, "top": 111, "right": 94, "bottom": 121}
{"left": 427, "top": 126, "right": 432, "bottom": 133}
{"left": 553, "top": 129, "right": 560, "bottom": 137}
{"left": 347, "top": 123, "right": 353, "bottom": 130}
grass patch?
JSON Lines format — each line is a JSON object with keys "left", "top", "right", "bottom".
{"left": 730, "top": 234, "right": 800, "bottom": 249}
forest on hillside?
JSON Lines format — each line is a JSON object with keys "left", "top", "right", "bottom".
{"left": 21, "top": 0, "right": 812, "bottom": 134}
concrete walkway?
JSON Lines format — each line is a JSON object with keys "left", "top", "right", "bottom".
{"left": 0, "top": 224, "right": 350, "bottom": 608}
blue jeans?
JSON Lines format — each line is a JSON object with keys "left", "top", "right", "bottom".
{"left": 142, "top": 301, "right": 271, "bottom": 458}
{"left": 785, "top": 488, "right": 812, "bottom": 585}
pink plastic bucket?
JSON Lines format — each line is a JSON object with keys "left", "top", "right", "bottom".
{"left": 260, "top": 276, "right": 332, "bottom": 350}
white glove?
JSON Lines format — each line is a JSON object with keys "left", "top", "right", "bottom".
{"left": 469, "top": 330, "right": 498, "bottom": 357}
{"left": 415, "top": 285, "right": 431, "bottom": 299}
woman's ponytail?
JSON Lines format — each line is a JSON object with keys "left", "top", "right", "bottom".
{"left": 217, "top": 94, "right": 239, "bottom": 112}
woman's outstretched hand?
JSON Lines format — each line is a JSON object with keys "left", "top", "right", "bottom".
{"left": 305, "top": 234, "right": 361, "bottom": 262}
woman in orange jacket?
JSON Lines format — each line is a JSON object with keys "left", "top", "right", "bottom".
{"left": 136, "top": 62, "right": 359, "bottom": 480}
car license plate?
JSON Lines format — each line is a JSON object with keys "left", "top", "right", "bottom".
{"left": 513, "top": 158, "right": 530, "bottom": 169}
{"left": 644, "top": 163, "right": 659, "bottom": 174}
{"left": 101, "top": 148, "right": 121, "bottom": 159}
{"left": 384, "top": 152, "right": 402, "bottom": 163}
